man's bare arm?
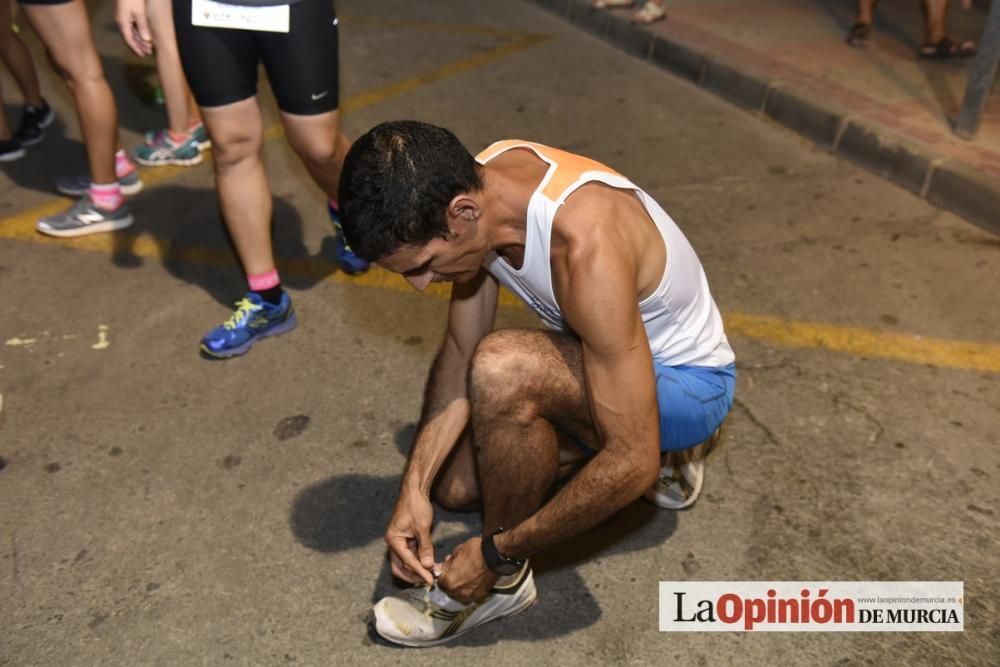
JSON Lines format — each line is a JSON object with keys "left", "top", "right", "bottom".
{"left": 402, "top": 270, "right": 499, "bottom": 495}
{"left": 495, "top": 201, "right": 662, "bottom": 559}
{"left": 384, "top": 270, "right": 498, "bottom": 583}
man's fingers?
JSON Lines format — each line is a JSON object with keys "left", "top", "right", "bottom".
{"left": 388, "top": 552, "right": 424, "bottom": 584}
{"left": 416, "top": 525, "right": 435, "bottom": 569}
{"left": 387, "top": 537, "right": 434, "bottom": 584}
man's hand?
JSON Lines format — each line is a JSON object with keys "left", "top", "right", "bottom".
{"left": 384, "top": 486, "right": 436, "bottom": 585}
{"left": 437, "top": 537, "right": 498, "bottom": 604}
{"left": 116, "top": 0, "right": 154, "bottom": 57}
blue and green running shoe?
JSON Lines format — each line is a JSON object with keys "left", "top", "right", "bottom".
{"left": 134, "top": 129, "right": 202, "bottom": 167}
{"left": 328, "top": 202, "right": 370, "bottom": 274}
{"left": 200, "top": 292, "right": 297, "bottom": 359}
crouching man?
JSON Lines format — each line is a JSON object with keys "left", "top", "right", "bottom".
{"left": 337, "top": 121, "right": 735, "bottom": 646}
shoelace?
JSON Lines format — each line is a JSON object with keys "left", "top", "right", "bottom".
{"left": 400, "top": 584, "right": 460, "bottom": 616}
{"left": 223, "top": 298, "right": 261, "bottom": 330}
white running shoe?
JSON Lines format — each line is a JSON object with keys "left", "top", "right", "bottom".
{"left": 643, "top": 427, "right": 721, "bottom": 510}
{"left": 371, "top": 563, "right": 537, "bottom": 647}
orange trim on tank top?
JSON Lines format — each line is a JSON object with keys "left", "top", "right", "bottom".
{"left": 476, "top": 140, "right": 623, "bottom": 202}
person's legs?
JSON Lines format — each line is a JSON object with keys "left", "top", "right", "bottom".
{"left": 197, "top": 98, "right": 300, "bottom": 358}
{"left": 0, "top": 83, "right": 25, "bottom": 160}
{"left": 0, "top": 0, "right": 44, "bottom": 106}
{"left": 460, "top": 329, "right": 599, "bottom": 532}
{"left": 170, "top": 0, "right": 295, "bottom": 357}
{"left": 146, "top": 0, "right": 200, "bottom": 136}
{"left": 848, "top": 0, "right": 877, "bottom": 46}
{"left": 280, "top": 110, "right": 350, "bottom": 200}
{"left": 856, "top": 0, "right": 876, "bottom": 25}
{"left": 920, "top": 0, "right": 975, "bottom": 56}
{"left": 371, "top": 329, "right": 597, "bottom": 647}
{"left": 134, "top": 0, "right": 203, "bottom": 166}
{"left": 25, "top": 0, "right": 136, "bottom": 236}
{"left": 202, "top": 99, "right": 272, "bottom": 277}
{"left": 924, "top": 0, "right": 949, "bottom": 43}
{"left": 0, "top": 87, "right": 25, "bottom": 160}
{"left": 261, "top": 0, "right": 369, "bottom": 273}
{"left": 21, "top": 0, "right": 116, "bottom": 185}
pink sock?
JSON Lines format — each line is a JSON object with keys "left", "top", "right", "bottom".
{"left": 89, "top": 183, "right": 124, "bottom": 210}
{"left": 247, "top": 269, "right": 280, "bottom": 292}
{"left": 328, "top": 198, "right": 339, "bottom": 213}
{"left": 115, "top": 149, "right": 135, "bottom": 178}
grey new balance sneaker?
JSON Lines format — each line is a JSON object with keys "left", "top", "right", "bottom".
{"left": 55, "top": 169, "right": 144, "bottom": 197}
{"left": 36, "top": 195, "right": 134, "bottom": 238}
{"left": 371, "top": 563, "right": 537, "bottom": 647}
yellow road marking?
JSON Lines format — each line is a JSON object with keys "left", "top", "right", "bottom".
{"left": 722, "top": 312, "right": 1000, "bottom": 374}
{"left": 341, "top": 14, "right": 546, "bottom": 39}
{"left": 2, "top": 231, "right": 997, "bottom": 373}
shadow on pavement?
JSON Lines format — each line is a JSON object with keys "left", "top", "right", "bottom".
{"left": 288, "top": 422, "right": 679, "bottom": 646}
{"left": 108, "top": 184, "right": 340, "bottom": 306}
{"left": 0, "top": 106, "right": 87, "bottom": 197}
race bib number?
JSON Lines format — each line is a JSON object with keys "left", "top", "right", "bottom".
{"left": 191, "top": 0, "right": 290, "bottom": 33}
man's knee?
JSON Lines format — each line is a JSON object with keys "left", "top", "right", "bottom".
{"left": 469, "top": 330, "right": 534, "bottom": 401}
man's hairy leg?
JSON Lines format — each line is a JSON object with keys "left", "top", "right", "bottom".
{"left": 468, "top": 329, "right": 599, "bottom": 536}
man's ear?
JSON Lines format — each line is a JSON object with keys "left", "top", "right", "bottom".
{"left": 446, "top": 194, "right": 480, "bottom": 237}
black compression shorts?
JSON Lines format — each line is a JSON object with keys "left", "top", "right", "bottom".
{"left": 173, "top": 0, "right": 340, "bottom": 115}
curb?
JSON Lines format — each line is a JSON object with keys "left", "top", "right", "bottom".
{"left": 528, "top": 0, "right": 1000, "bottom": 234}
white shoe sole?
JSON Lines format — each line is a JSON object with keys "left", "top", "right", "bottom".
{"left": 134, "top": 153, "right": 203, "bottom": 167}
{"left": 36, "top": 214, "right": 134, "bottom": 238}
{"left": 56, "top": 181, "right": 144, "bottom": 198}
{"left": 0, "top": 148, "right": 26, "bottom": 162}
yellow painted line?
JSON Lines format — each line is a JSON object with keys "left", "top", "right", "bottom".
{"left": 0, "top": 26, "right": 550, "bottom": 240}
{"left": 2, "top": 229, "right": 997, "bottom": 373}
{"left": 341, "top": 14, "right": 545, "bottom": 39}
{"left": 722, "top": 312, "right": 1000, "bottom": 374}
{"left": 343, "top": 33, "right": 550, "bottom": 113}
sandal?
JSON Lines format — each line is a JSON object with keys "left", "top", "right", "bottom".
{"left": 631, "top": 1, "right": 667, "bottom": 25}
{"left": 920, "top": 37, "right": 976, "bottom": 59}
{"left": 593, "top": 0, "right": 634, "bottom": 8}
{"left": 847, "top": 22, "right": 872, "bottom": 48}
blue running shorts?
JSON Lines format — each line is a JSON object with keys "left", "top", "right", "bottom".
{"left": 577, "top": 362, "right": 736, "bottom": 455}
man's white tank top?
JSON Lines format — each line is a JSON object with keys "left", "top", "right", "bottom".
{"left": 476, "top": 140, "right": 734, "bottom": 369}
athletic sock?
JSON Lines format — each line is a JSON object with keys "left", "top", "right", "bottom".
{"left": 115, "top": 149, "right": 135, "bottom": 178}
{"left": 89, "top": 183, "right": 124, "bottom": 210}
{"left": 248, "top": 269, "right": 283, "bottom": 305}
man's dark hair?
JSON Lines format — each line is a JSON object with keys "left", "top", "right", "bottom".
{"left": 337, "top": 120, "right": 484, "bottom": 262}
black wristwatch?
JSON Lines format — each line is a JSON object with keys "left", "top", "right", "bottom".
{"left": 481, "top": 527, "right": 525, "bottom": 576}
